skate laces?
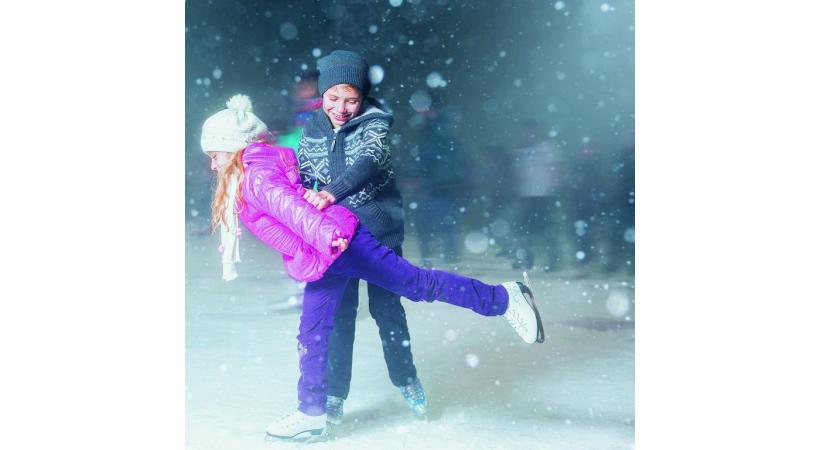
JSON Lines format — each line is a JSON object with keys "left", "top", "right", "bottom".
{"left": 326, "top": 396, "right": 344, "bottom": 421}
{"left": 504, "top": 274, "right": 545, "bottom": 344}
{"left": 503, "top": 281, "right": 531, "bottom": 333}
{"left": 282, "top": 410, "right": 319, "bottom": 427}
{"left": 266, "top": 409, "right": 327, "bottom": 439}
{"left": 280, "top": 411, "right": 302, "bottom": 426}
{"left": 506, "top": 287, "right": 526, "bottom": 322}
{"left": 327, "top": 396, "right": 344, "bottom": 410}
{"left": 400, "top": 378, "right": 427, "bottom": 407}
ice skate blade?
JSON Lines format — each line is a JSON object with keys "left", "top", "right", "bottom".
{"left": 517, "top": 281, "right": 545, "bottom": 344}
{"left": 408, "top": 405, "right": 429, "bottom": 420}
{"left": 321, "top": 422, "right": 339, "bottom": 438}
{"left": 305, "top": 429, "right": 332, "bottom": 443}
{"left": 326, "top": 417, "right": 342, "bottom": 426}
{"left": 265, "top": 427, "right": 325, "bottom": 442}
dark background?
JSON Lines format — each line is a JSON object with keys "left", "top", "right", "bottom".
{"left": 186, "top": 0, "right": 635, "bottom": 274}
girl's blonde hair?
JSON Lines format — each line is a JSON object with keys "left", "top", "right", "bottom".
{"left": 210, "top": 149, "right": 246, "bottom": 234}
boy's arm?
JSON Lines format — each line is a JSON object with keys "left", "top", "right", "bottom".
{"left": 321, "top": 120, "right": 390, "bottom": 202}
{"left": 295, "top": 134, "right": 316, "bottom": 189}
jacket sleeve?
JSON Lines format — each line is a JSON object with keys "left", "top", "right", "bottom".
{"left": 247, "top": 167, "right": 343, "bottom": 258}
{"left": 321, "top": 119, "right": 390, "bottom": 201}
{"left": 247, "top": 214, "right": 303, "bottom": 257}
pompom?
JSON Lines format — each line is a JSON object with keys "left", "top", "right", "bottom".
{"left": 226, "top": 94, "right": 253, "bottom": 113}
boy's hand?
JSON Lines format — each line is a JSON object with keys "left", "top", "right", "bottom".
{"left": 318, "top": 190, "right": 336, "bottom": 205}
{"left": 303, "top": 189, "right": 336, "bottom": 211}
{"left": 303, "top": 189, "right": 324, "bottom": 208}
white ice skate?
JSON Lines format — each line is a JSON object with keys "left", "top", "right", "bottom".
{"left": 265, "top": 410, "right": 326, "bottom": 440}
{"left": 501, "top": 280, "right": 545, "bottom": 344}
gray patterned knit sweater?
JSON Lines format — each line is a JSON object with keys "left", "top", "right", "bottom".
{"left": 296, "top": 100, "right": 404, "bottom": 248}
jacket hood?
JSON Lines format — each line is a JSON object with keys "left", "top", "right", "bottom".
{"left": 241, "top": 141, "right": 293, "bottom": 165}
{"left": 309, "top": 98, "right": 394, "bottom": 133}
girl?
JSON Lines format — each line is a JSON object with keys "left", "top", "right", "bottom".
{"left": 201, "top": 95, "right": 545, "bottom": 440}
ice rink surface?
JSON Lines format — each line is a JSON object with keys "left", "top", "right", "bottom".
{"left": 186, "top": 224, "right": 634, "bottom": 450}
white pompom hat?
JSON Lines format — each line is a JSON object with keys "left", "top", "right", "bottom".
{"left": 201, "top": 94, "right": 268, "bottom": 154}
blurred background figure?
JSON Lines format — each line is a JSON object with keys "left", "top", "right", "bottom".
{"left": 601, "top": 131, "right": 635, "bottom": 274}
{"left": 498, "top": 121, "right": 568, "bottom": 272}
{"left": 273, "top": 70, "right": 322, "bottom": 152}
{"left": 565, "top": 132, "right": 636, "bottom": 275}
{"left": 402, "top": 105, "right": 465, "bottom": 267}
{"left": 565, "top": 138, "right": 605, "bottom": 273}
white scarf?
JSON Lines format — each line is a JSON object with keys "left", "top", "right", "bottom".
{"left": 220, "top": 174, "right": 241, "bottom": 281}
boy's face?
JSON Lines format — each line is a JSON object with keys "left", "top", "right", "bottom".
{"left": 322, "top": 84, "right": 362, "bottom": 128}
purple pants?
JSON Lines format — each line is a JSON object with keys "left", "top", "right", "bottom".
{"left": 296, "top": 225, "right": 510, "bottom": 415}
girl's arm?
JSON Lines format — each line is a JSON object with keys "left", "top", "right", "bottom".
{"left": 248, "top": 168, "right": 345, "bottom": 258}
{"left": 246, "top": 214, "right": 303, "bottom": 257}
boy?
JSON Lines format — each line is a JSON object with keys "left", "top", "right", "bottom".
{"left": 296, "top": 50, "right": 427, "bottom": 426}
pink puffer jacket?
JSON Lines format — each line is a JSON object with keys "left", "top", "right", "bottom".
{"left": 238, "top": 141, "right": 359, "bottom": 281}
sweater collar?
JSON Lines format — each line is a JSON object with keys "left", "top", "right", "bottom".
{"left": 310, "top": 99, "right": 394, "bottom": 133}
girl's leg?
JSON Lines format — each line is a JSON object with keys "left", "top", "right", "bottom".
{"left": 298, "top": 273, "right": 351, "bottom": 416}
{"left": 329, "top": 226, "right": 509, "bottom": 317}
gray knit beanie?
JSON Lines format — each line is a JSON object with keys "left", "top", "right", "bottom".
{"left": 317, "top": 50, "right": 370, "bottom": 97}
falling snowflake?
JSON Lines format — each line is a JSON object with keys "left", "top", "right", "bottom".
{"left": 409, "top": 90, "right": 433, "bottom": 112}
{"left": 464, "top": 231, "right": 489, "bottom": 254}
{"left": 426, "top": 72, "right": 447, "bottom": 88}
{"left": 369, "top": 65, "right": 385, "bottom": 85}
{"left": 279, "top": 22, "right": 298, "bottom": 40}
{"left": 606, "top": 291, "right": 631, "bottom": 317}
{"left": 465, "top": 354, "right": 480, "bottom": 368}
